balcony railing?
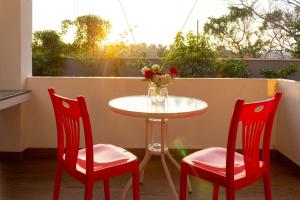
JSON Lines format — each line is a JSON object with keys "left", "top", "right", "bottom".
{"left": 11, "top": 77, "right": 298, "bottom": 166}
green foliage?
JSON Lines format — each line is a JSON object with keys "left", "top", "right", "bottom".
{"left": 76, "top": 57, "right": 104, "bottom": 76}
{"left": 215, "top": 59, "right": 249, "bottom": 78}
{"left": 32, "top": 55, "right": 65, "bottom": 76}
{"left": 100, "top": 42, "right": 127, "bottom": 58}
{"left": 104, "top": 43, "right": 168, "bottom": 58}
{"left": 165, "top": 32, "right": 250, "bottom": 78}
{"left": 292, "top": 40, "right": 300, "bottom": 58}
{"left": 260, "top": 64, "right": 299, "bottom": 79}
{"left": 126, "top": 59, "right": 152, "bottom": 68}
{"left": 157, "top": 44, "right": 168, "bottom": 57}
{"left": 32, "top": 30, "right": 64, "bottom": 57}
{"left": 32, "top": 30, "right": 65, "bottom": 76}
{"left": 204, "top": 6, "right": 269, "bottom": 58}
{"left": 61, "top": 14, "right": 111, "bottom": 55}
{"left": 165, "top": 32, "right": 216, "bottom": 77}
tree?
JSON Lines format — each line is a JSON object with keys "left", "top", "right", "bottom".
{"left": 32, "top": 30, "right": 65, "bottom": 76}
{"left": 32, "top": 30, "right": 63, "bottom": 57}
{"left": 165, "top": 32, "right": 216, "bottom": 77}
{"left": 62, "top": 14, "right": 111, "bottom": 55}
{"left": 238, "top": 0, "right": 300, "bottom": 58}
{"left": 204, "top": 6, "right": 269, "bottom": 58}
{"left": 215, "top": 59, "right": 250, "bottom": 78}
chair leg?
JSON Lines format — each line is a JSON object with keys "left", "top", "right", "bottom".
{"left": 263, "top": 171, "right": 272, "bottom": 200}
{"left": 132, "top": 166, "right": 140, "bottom": 200}
{"left": 103, "top": 179, "right": 110, "bottom": 200}
{"left": 179, "top": 167, "right": 188, "bottom": 200}
{"left": 84, "top": 180, "right": 94, "bottom": 200}
{"left": 213, "top": 183, "right": 219, "bottom": 200}
{"left": 226, "top": 187, "right": 235, "bottom": 200}
{"left": 53, "top": 161, "right": 63, "bottom": 200}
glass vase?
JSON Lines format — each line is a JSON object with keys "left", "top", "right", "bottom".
{"left": 148, "top": 82, "right": 168, "bottom": 104}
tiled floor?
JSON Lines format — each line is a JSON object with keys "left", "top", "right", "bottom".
{"left": 0, "top": 152, "right": 299, "bottom": 199}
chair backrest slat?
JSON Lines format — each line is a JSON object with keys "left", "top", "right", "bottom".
{"left": 242, "top": 118, "right": 266, "bottom": 174}
{"left": 62, "top": 114, "right": 80, "bottom": 169}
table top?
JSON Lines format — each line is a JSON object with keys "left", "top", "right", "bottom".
{"left": 0, "top": 90, "right": 31, "bottom": 101}
{"left": 0, "top": 90, "right": 31, "bottom": 111}
{"left": 108, "top": 95, "right": 208, "bottom": 119}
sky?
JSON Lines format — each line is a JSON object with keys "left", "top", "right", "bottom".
{"left": 32, "top": 0, "right": 232, "bottom": 45}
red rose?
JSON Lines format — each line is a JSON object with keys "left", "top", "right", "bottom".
{"left": 169, "top": 66, "right": 178, "bottom": 76}
{"left": 144, "top": 70, "right": 154, "bottom": 79}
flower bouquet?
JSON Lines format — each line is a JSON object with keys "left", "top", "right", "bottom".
{"left": 141, "top": 64, "right": 178, "bottom": 103}
{"left": 141, "top": 64, "right": 178, "bottom": 87}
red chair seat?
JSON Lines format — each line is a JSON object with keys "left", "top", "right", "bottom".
{"left": 183, "top": 147, "right": 264, "bottom": 184}
{"left": 76, "top": 144, "right": 136, "bottom": 173}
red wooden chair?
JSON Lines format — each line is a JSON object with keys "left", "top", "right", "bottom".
{"left": 180, "top": 93, "right": 282, "bottom": 200}
{"left": 48, "top": 88, "right": 139, "bottom": 200}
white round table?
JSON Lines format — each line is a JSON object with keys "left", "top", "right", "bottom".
{"left": 109, "top": 95, "right": 208, "bottom": 200}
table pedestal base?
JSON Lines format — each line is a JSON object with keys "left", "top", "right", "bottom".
{"left": 121, "top": 118, "right": 192, "bottom": 200}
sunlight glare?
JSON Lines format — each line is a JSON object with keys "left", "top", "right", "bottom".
{"left": 33, "top": 0, "right": 230, "bottom": 45}
{"left": 62, "top": 26, "right": 76, "bottom": 43}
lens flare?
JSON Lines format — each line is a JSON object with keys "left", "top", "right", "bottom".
{"left": 172, "top": 138, "right": 188, "bottom": 157}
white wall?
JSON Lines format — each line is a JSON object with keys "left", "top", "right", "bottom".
{"left": 276, "top": 80, "right": 300, "bottom": 165}
{"left": 0, "top": 0, "right": 32, "bottom": 89}
{"left": 0, "top": 0, "right": 21, "bottom": 89}
{"left": 0, "top": 0, "right": 32, "bottom": 152}
{"left": 22, "top": 78, "right": 271, "bottom": 150}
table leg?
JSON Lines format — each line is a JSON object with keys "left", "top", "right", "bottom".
{"left": 164, "top": 120, "right": 192, "bottom": 192}
{"left": 166, "top": 151, "right": 193, "bottom": 193}
{"left": 121, "top": 118, "right": 186, "bottom": 200}
{"left": 121, "top": 152, "right": 152, "bottom": 200}
{"left": 121, "top": 119, "right": 152, "bottom": 200}
{"left": 139, "top": 152, "right": 151, "bottom": 183}
{"left": 160, "top": 119, "right": 179, "bottom": 200}
{"left": 121, "top": 176, "right": 131, "bottom": 199}
{"left": 140, "top": 119, "right": 153, "bottom": 183}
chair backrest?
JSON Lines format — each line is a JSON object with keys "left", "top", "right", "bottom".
{"left": 226, "top": 93, "right": 282, "bottom": 181}
{"left": 48, "top": 88, "right": 94, "bottom": 173}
